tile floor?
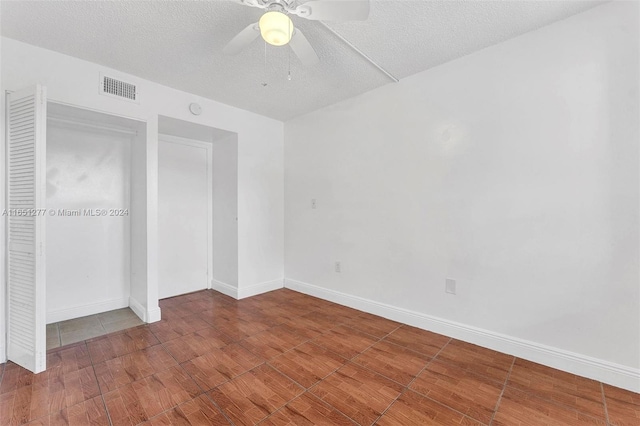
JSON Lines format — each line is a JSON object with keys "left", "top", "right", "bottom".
{"left": 0, "top": 288, "right": 637, "bottom": 425}
{"left": 47, "top": 308, "right": 144, "bottom": 349}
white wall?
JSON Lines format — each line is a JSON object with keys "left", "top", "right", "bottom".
{"left": 129, "top": 120, "right": 149, "bottom": 316}
{"left": 284, "top": 1, "right": 639, "bottom": 391}
{"left": 46, "top": 122, "right": 131, "bottom": 322}
{"left": 0, "top": 36, "right": 284, "bottom": 356}
{"left": 213, "top": 134, "right": 239, "bottom": 289}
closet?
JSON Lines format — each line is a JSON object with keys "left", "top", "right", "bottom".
{"left": 6, "top": 87, "right": 239, "bottom": 374}
{"left": 6, "top": 85, "right": 146, "bottom": 372}
{"left": 47, "top": 103, "right": 141, "bottom": 322}
{"left": 157, "top": 116, "right": 238, "bottom": 299}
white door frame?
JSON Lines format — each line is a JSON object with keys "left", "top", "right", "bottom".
{"left": 158, "top": 133, "right": 213, "bottom": 291}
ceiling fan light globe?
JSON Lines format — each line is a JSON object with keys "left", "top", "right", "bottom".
{"left": 259, "top": 11, "right": 293, "bottom": 46}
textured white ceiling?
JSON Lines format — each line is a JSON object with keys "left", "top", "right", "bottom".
{"left": 1, "top": 0, "right": 605, "bottom": 121}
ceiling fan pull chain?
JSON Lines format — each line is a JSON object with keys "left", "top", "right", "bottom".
{"left": 288, "top": 60, "right": 292, "bottom": 81}
{"left": 262, "top": 40, "right": 268, "bottom": 87}
{"left": 287, "top": 25, "right": 292, "bottom": 81}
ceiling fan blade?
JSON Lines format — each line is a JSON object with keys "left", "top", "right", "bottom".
{"left": 232, "top": 0, "right": 267, "bottom": 9}
{"left": 223, "top": 22, "right": 260, "bottom": 56}
{"left": 291, "top": 0, "right": 370, "bottom": 21}
{"left": 289, "top": 29, "right": 319, "bottom": 67}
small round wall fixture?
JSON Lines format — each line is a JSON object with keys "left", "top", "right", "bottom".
{"left": 189, "top": 103, "right": 202, "bottom": 116}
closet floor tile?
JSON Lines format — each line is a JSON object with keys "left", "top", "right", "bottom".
{"left": 60, "top": 325, "right": 106, "bottom": 346}
{"left": 58, "top": 315, "right": 102, "bottom": 334}
{"left": 45, "top": 323, "right": 58, "bottom": 335}
{"left": 46, "top": 323, "right": 60, "bottom": 350}
{"left": 45, "top": 336, "right": 60, "bottom": 351}
{"left": 46, "top": 308, "right": 144, "bottom": 353}
{"left": 97, "top": 308, "right": 139, "bottom": 325}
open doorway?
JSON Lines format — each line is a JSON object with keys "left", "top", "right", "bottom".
{"left": 157, "top": 116, "right": 238, "bottom": 300}
{"left": 45, "top": 102, "right": 147, "bottom": 349}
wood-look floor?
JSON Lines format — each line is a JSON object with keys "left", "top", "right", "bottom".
{"left": 0, "top": 289, "right": 638, "bottom": 425}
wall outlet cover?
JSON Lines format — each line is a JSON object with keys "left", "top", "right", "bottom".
{"left": 445, "top": 278, "right": 456, "bottom": 294}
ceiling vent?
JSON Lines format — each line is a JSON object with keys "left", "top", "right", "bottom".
{"left": 99, "top": 73, "right": 139, "bottom": 103}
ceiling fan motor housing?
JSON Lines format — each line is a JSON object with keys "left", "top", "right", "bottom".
{"left": 259, "top": 11, "right": 294, "bottom": 46}
{"left": 225, "top": 0, "right": 369, "bottom": 66}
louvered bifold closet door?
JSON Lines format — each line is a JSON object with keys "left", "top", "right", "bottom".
{"left": 6, "top": 85, "right": 47, "bottom": 373}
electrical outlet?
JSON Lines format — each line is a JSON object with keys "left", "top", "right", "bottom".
{"left": 335, "top": 261, "right": 341, "bottom": 273}
{"left": 445, "top": 278, "right": 456, "bottom": 295}
{"left": 311, "top": 199, "right": 317, "bottom": 209}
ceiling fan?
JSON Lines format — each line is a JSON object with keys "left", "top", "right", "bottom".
{"left": 223, "top": 0, "right": 370, "bottom": 67}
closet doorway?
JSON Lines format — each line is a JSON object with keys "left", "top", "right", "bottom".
{"left": 157, "top": 116, "right": 238, "bottom": 300}
{"left": 5, "top": 85, "right": 148, "bottom": 373}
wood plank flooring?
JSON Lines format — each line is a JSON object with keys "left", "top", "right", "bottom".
{"left": 0, "top": 288, "right": 638, "bottom": 425}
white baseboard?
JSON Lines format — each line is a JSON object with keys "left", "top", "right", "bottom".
{"left": 212, "top": 278, "right": 284, "bottom": 300}
{"left": 146, "top": 307, "right": 162, "bottom": 323}
{"left": 47, "top": 297, "right": 129, "bottom": 324}
{"left": 128, "top": 296, "right": 161, "bottom": 323}
{"left": 285, "top": 278, "right": 640, "bottom": 393}
{"left": 128, "top": 297, "right": 146, "bottom": 322}
{"left": 238, "top": 278, "right": 284, "bottom": 299}
{"left": 0, "top": 345, "right": 6, "bottom": 363}
{"left": 212, "top": 279, "right": 238, "bottom": 299}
